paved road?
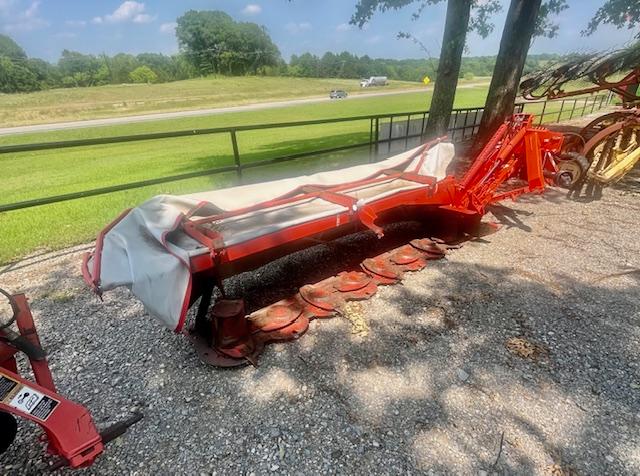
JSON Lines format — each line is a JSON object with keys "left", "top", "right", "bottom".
{"left": 0, "top": 88, "right": 431, "bottom": 137}
{"left": 0, "top": 82, "right": 492, "bottom": 136}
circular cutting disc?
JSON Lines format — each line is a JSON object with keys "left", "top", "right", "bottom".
{"left": 334, "top": 271, "right": 371, "bottom": 292}
{"left": 410, "top": 238, "right": 446, "bottom": 257}
{"left": 257, "top": 315, "right": 310, "bottom": 343}
{"left": 299, "top": 284, "right": 341, "bottom": 311}
{"left": 390, "top": 245, "right": 422, "bottom": 265}
{"left": 248, "top": 299, "right": 303, "bottom": 333}
{"left": 362, "top": 257, "right": 401, "bottom": 282}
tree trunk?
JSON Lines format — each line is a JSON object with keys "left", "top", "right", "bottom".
{"left": 475, "top": 0, "right": 542, "bottom": 145}
{"left": 425, "top": 0, "right": 472, "bottom": 138}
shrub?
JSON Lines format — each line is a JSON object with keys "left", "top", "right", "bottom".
{"left": 129, "top": 65, "right": 158, "bottom": 84}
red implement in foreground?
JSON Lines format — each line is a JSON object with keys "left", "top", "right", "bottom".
{"left": 0, "top": 289, "right": 141, "bottom": 469}
{"left": 83, "top": 114, "right": 577, "bottom": 366}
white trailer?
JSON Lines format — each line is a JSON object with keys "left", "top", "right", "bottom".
{"left": 360, "top": 76, "right": 388, "bottom": 88}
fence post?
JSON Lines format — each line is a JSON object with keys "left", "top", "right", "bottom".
{"left": 461, "top": 110, "right": 470, "bottom": 139}
{"left": 581, "top": 97, "right": 589, "bottom": 118}
{"left": 374, "top": 117, "right": 380, "bottom": 158}
{"left": 590, "top": 96, "right": 597, "bottom": 114}
{"left": 472, "top": 109, "right": 480, "bottom": 137}
{"left": 388, "top": 116, "right": 394, "bottom": 153}
{"left": 557, "top": 100, "right": 565, "bottom": 122}
{"left": 568, "top": 99, "right": 577, "bottom": 119}
{"left": 230, "top": 130, "right": 242, "bottom": 181}
{"left": 420, "top": 112, "right": 427, "bottom": 141}
{"left": 369, "top": 118, "right": 374, "bottom": 161}
{"left": 404, "top": 114, "right": 411, "bottom": 148}
{"left": 448, "top": 110, "right": 457, "bottom": 141}
{"left": 538, "top": 100, "right": 547, "bottom": 125}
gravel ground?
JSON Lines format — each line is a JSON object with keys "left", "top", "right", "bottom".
{"left": 1, "top": 172, "right": 639, "bottom": 473}
{"left": 0, "top": 184, "right": 640, "bottom": 474}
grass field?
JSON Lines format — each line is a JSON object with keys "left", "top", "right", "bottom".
{"left": 0, "top": 76, "right": 430, "bottom": 127}
{"left": 0, "top": 82, "right": 611, "bottom": 265}
{"left": 0, "top": 78, "right": 526, "bottom": 264}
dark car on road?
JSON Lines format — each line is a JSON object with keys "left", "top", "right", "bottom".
{"left": 329, "top": 90, "right": 348, "bottom": 99}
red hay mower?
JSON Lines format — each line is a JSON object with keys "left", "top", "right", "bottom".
{"left": 83, "top": 114, "right": 580, "bottom": 367}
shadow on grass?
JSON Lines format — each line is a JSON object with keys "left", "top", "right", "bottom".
{"left": 165, "top": 130, "right": 373, "bottom": 184}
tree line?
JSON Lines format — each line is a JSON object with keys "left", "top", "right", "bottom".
{"left": 0, "top": 35, "right": 198, "bottom": 93}
{"left": 285, "top": 52, "right": 559, "bottom": 82}
{"left": 0, "top": 31, "right": 559, "bottom": 94}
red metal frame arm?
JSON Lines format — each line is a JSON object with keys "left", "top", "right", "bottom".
{"left": 0, "top": 294, "right": 104, "bottom": 468}
{"left": 0, "top": 367, "right": 104, "bottom": 468}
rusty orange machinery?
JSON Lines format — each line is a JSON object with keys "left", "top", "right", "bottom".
{"left": 170, "top": 114, "right": 572, "bottom": 366}
{"left": 0, "top": 289, "right": 141, "bottom": 469}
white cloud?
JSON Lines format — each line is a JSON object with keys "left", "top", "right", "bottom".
{"left": 93, "top": 1, "right": 156, "bottom": 25}
{"left": 65, "top": 19, "right": 86, "bottom": 28}
{"left": 241, "top": 4, "right": 261, "bottom": 16}
{"left": 159, "top": 21, "right": 176, "bottom": 34}
{"left": 336, "top": 23, "right": 351, "bottom": 32}
{"left": 285, "top": 21, "right": 312, "bottom": 35}
{"left": 107, "top": 1, "right": 144, "bottom": 22}
{"left": 2, "top": 1, "right": 48, "bottom": 32}
{"left": 132, "top": 13, "right": 153, "bottom": 24}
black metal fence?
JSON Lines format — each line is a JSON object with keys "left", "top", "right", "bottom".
{"left": 0, "top": 93, "right": 611, "bottom": 213}
{"left": 522, "top": 93, "right": 613, "bottom": 125}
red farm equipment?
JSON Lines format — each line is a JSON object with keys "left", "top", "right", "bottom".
{"left": 520, "top": 43, "right": 640, "bottom": 197}
{"left": 82, "top": 114, "right": 580, "bottom": 367}
{"left": 0, "top": 288, "right": 141, "bottom": 469}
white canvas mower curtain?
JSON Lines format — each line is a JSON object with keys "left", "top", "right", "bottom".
{"left": 86, "top": 142, "right": 455, "bottom": 331}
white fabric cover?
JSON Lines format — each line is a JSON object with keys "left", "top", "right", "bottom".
{"left": 87, "top": 142, "right": 455, "bottom": 331}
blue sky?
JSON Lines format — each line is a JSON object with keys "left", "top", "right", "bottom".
{"left": 0, "top": 0, "right": 637, "bottom": 62}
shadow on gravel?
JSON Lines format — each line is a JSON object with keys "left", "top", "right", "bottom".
{"left": 1, "top": 206, "right": 638, "bottom": 475}
{"left": 228, "top": 251, "right": 639, "bottom": 474}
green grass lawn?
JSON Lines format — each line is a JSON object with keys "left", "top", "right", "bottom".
{"left": 0, "top": 76, "right": 434, "bottom": 127}
{"left": 0, "top": 84, "right": 496, "bottom": 264}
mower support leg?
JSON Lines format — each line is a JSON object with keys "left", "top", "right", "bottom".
{"left": 194, "top": 280, "right": 215, "bottom": 340}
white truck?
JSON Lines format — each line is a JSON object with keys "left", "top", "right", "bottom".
{"left": 360, "top": 76, "right": 388, "bottom": 88}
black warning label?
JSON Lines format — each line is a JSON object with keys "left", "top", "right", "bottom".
{"left": 0, "top": 375, "right": 18, "bottom": 401}
{"left": 31, "top": 396, "right": 59, "bottom": 421}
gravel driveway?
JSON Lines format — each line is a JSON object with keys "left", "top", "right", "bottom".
{"left": 1, "top": 181, "right": 639, "bottom": 475}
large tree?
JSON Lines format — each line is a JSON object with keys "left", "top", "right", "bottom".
{"left": 0, "top": 56, "right": 39, "bottom": 93}
{"left": 0, "top": 34, "right": 26, "bottom": 61}
{"left": 583, "top": 0, "right": 640, "bottom": 38}
{"left": 176, "top": 10, "right": 281, "bottom": 76}
{"left": 351, "top": 0, "right": 501, "bottom": 137}
{"left": 475, "top": 0, "right": 567, "bottom": 144}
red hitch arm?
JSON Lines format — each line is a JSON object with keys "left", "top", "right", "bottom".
{"left": 0, "top": 291, "right": 141, "bottom": 469}
{"left": 0, "top": 367, "right": 104, "bottom": 468}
